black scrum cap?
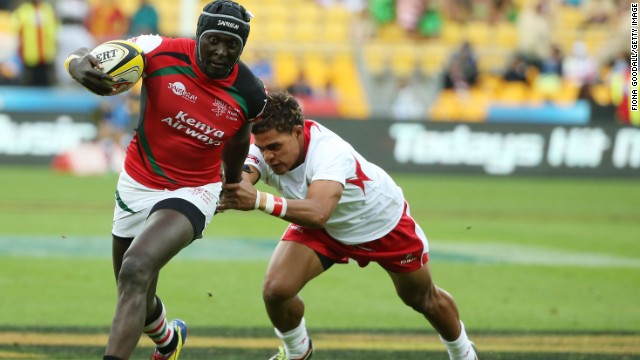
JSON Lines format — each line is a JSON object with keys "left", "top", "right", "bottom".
{"left": 197, "top": 0, "right": 252, "bottom": 48}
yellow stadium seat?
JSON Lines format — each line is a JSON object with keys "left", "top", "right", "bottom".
{"left": 459, "top": 90, "right": 489, "bottom": 122}
{"left": 273, "top": 52, "right": 300, "bottom": 89}
{"left": 293, "top": 22, "right": 320, "bottom": 42}
{"left": 297, "top": 3, "right": 322, "bottom": 24}
{"left": 496, "top": 82, "right": 529, "bottom": 104}
{"left": 464, "top": 22, "right": 489, "bottom": 47}
{"left": 493, "top": 23, "right": 517, "bottom": 48}
{"left": 390, "top": 46, "right": 417, "bottom": 78}
{"left": 266, "top": 22, "right": 288, "bottom": 42}
{"left": 323, "top": 22, "right": 350, "bottom": 43}
{"left": 302, "top": 52, "right": 330, "bottom": 90}
{"left": 363, "top": 44, "right": 389, "bottom": 77}
{"left": 330, "top": 53, "right": 369, "bottom": 119}
{"left": 441, "top": 22, "right": 464, "bottom": 46}
{"left": 428, "top": 89, "right": 462, "bottom": 121}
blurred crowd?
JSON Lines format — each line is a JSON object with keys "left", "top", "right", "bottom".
{"left": 1, "top": 0, "right": 157, "bottom": 87}
{"left": 0, "top": 0, "right": 636, "bottom": 125}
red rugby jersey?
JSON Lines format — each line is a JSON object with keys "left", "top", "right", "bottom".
{"left": 125, "top": 35, "right": 266, "bottom": 190}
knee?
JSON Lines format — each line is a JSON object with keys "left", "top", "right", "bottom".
{"left": 401, "top": 284, "right": 441, "bottom": 315}
{"left": 262, "top": 275, "right": 298, "bottom": 304}
{"left": 117, "top": 257, "right": 154, "bottom": 290}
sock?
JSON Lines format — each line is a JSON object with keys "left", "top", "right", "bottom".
{"left": 274, "top": 318, "right": 310, "bottom": 359}
{"left": 143, "top": 296, "right": 177, "bottom": 355}
{"left": 440, "top": 321, "right": 476, "bottom": 360}
{"left": 103, "top": 356, "right": 124, "bottom": 360}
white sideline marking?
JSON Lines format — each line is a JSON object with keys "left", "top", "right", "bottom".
{"left": 431, "top": 241, "right": 640, "bottom": 268}
{"left": 1, "top": 236, "right": 639, "bottom": 267}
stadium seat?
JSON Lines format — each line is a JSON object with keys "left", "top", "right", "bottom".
{"left": 428, "top": 89, "right": 462, "bottom": 121}
{"left": 363, "top": 44, "right": 389, "bottom": 77}
{"left": 301, "top": 52, "right": 330, "bottom": 90}
{"left": 496, "top": 82, "right": 529, "bottom": 104}
{"left": 441, "top": 22, "right": 464, "bottom": 46}
{"left": 464, "top": 22, "right": 490, "bottom": 47}
{"left": 273, "top": 52, "right": 300, "bottom": 89}
{"left": 390, "top": 45, "right": 417, "bottom": 78}
{"left": 331, "top": 52, "right": 369, "bottom": 119}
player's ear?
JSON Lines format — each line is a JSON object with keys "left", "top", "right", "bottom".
{"left": 292, "top": 124, "right": 304, "bottom": 138}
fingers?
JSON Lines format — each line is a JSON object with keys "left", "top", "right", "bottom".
{"left": 76, "top": 55, "right": 117, "bottom": 95}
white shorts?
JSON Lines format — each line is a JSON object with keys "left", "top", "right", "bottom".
{"left": 112, "top": 171, "right": 221, "bottom": 239}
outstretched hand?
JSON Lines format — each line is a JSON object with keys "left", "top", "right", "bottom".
{"left": 217, "top": 179, "right": 259, "bottom": 212}
{"left": 68, "top": 54, "right": 117, "bottom": 96}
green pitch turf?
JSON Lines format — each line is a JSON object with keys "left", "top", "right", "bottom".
{"left": 0, "top": 165, "right": 638, "bottom": 359}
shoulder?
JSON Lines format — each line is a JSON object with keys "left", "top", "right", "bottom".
{"left": 130, "top": 35, "right": 194, "bottom": 58}
{"left": 232, "top": 60, "right": 268, "bottom": 120}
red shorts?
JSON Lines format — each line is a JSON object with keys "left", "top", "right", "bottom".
{"left": 281, "top": 203, "right": 429, "bottom": 273}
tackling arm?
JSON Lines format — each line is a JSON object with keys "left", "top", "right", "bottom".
{"left": 218, "top": 177, "right": 343, "bottom": 228}
{"left": 222, "top": 122, "right": 251, "bottom": 184}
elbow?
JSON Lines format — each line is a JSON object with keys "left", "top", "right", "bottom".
{"left": 306, "top": 212, "right": 331, "bottom": 228}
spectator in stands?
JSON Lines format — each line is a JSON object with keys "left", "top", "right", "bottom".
{"left": 249, "top": 50, "right": 274, "bottom": 90}
{"left": 442, "top": 0, "right": 472, "bottom": 23}
{"left": 608, "top": 50, "right": 637, "bottom": 125}
{"left": 9, "top": 0, "right": 58, "bottom": 86}
{"left": 286, "top": 71, "right": 314, "bottom": 98}
{"left": 368, "top": 0, "right": 395, "bottom": 25}
{"left": 317, "top": 0, "right": 367, "bottom": 14}
{"left": 487, "top": 0, "right": 518, "bottom": 24}
{"left": 516, "top": 0, "right": 554, "bottom": 69}
{"left": 128, "top": 0, "right": 159, "bottom": 37}
{"left": 391, "top": 78, "right": 424, "bottom": 120}
{"left": 86, "top": 0, "right": 128, "bottom": 43}
{"left": 417, "top": 1, "right": 443, "bottom": 38}
{"left": 540, "top": 44, "right": 564, "bottom": 77}
{"left": 320, "top": 79, "right": 339, "bottom": 102}
{"left": 563, "top": 40, "right": 597, "bottom": 87}
{"left": 56, "top": 0, "right": 95, "bottom": 87}
{"left": 396, "top": 0, "right": 425, "bottom": 37}
{"left": 503, "top": 56, "right": 528, "bottom": 83}
{"left": 443, "top": 41, "right": 478, "bottom": 92}
{"left": 580, "top": 0, "right": 616, "bottom": 25}
{"left": 535, "top": 44, "right": 564, "bottom": 100}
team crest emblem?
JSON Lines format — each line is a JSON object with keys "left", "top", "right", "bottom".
{"left": 212, "top": 98, "right": 228, "bottom": 117}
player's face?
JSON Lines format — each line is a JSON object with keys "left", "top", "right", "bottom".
{"left": 197, "top": 32, "right": 243, "bottom": 78}
{"left": 253, "top": 126, "right": 304, "bottom": 175}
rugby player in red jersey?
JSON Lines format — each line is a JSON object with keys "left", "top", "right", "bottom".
{"left": 65, "top": 1, "right": 266, "bottom": 359}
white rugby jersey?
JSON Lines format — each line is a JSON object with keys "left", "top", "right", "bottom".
{"left": 245, "top": 120, "right": 406, "bottom": 244}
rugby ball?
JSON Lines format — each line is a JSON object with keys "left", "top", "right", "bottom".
{"left": 90, "top": 40, "right": 144, "bottom": 95}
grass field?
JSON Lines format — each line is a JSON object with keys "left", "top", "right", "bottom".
{"left": 0, "top": 166, "right": 639, "bottom": 359}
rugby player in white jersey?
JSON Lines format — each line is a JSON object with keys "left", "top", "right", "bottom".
{"left": 218, "top": 91, "right": 478, "bottom": 360}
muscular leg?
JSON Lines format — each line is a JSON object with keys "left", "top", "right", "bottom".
{"left": 112, "top": 238, "right": 159, "bottom": 319}
{"left": 105, "top": 209, "right": 194, "bottom": 359}
{"left": 386, "top": 263, "right": 461, "bottom": 341}
{"left": 263, "top": 240, "right": 325, "bottom": 332}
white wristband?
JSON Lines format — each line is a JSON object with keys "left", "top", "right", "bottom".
{"left": 256, "top": 191, "right": 287, "bottom": 218}
{"left": 254, "top": 190, "right": 261, "bottom": 209}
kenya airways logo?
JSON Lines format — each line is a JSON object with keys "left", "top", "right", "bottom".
{"left": 161, "top": 111, "right": 225, "bottom": 146}
{"left": 168, "top": 82, "right": 197, "bottom": 103}
{"left": 212, "top": 98, "right": 240, "bottom": 121}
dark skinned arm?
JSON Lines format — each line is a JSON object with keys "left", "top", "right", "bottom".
{"left": 221, "top": 122, "right": 251, "bottom": 184}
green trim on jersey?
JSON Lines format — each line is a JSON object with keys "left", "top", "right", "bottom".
{"left": 115, "top": 190, "right": 136, "bottom": 214}
{"left": 135, "top": 84, "right": 177, "bottom": 184}
{"left": 228, "top": 86, "right": 249, "bottom": 119}
{"left": 146, "top": 65, "right": 197, "bottom": 79}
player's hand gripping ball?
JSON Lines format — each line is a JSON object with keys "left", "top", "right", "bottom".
{"left": 90, "top": 40, "right": 144, "bottom": 95}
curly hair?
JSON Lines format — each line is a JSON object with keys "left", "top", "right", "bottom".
{"left": 251, "top": 91, "right": 304, "bottom": 135}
